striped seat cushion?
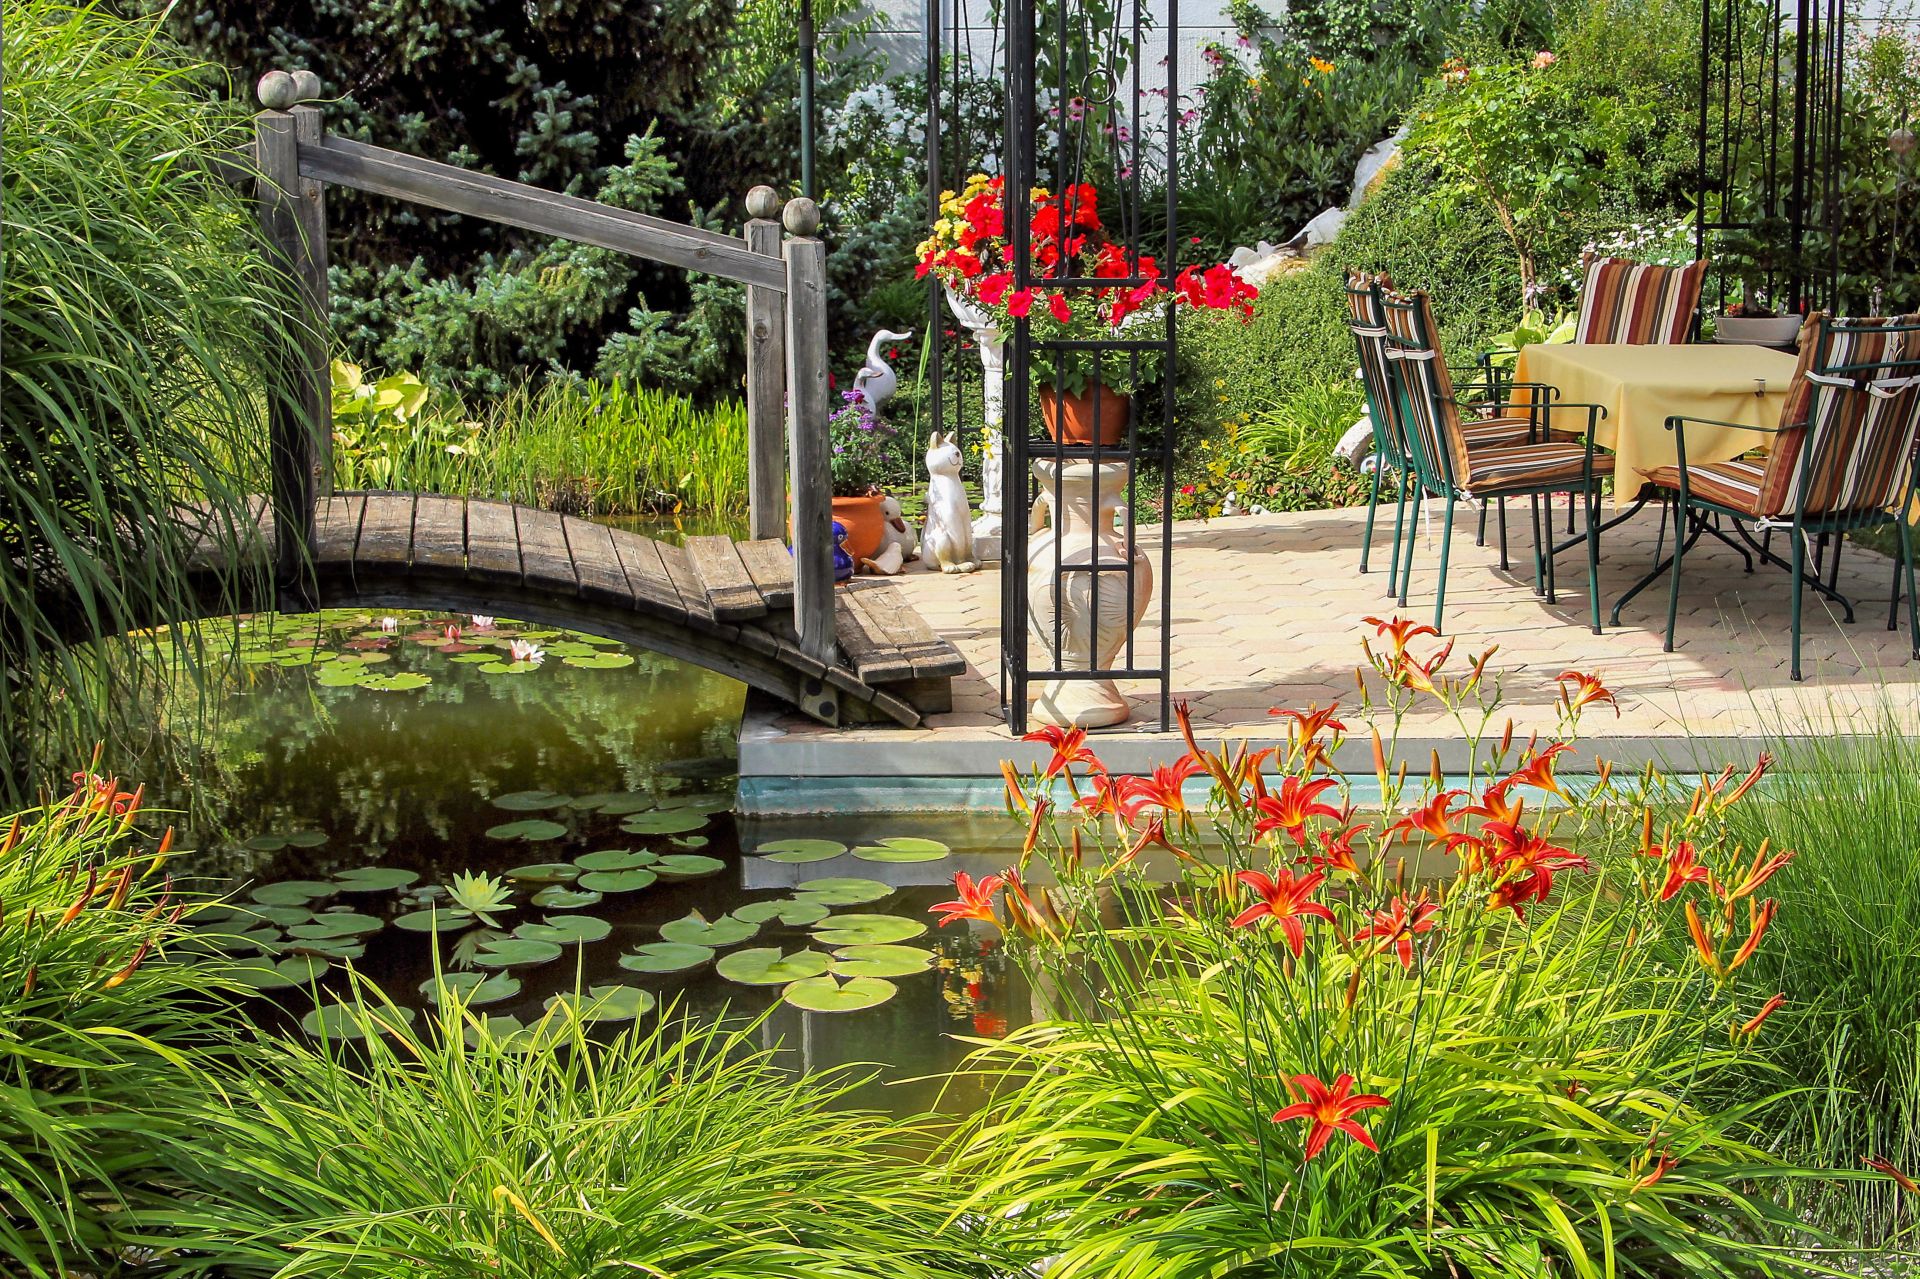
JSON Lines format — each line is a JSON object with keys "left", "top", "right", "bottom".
{"left": 1465, "top": 441, "right": 1615, "bottom": 492}
{"left": 1576, "top": 257, "right": 1707, "bottom": 345}
{"left": 1461, "top": 416, "right": 1535, "bottom": 448}
{"left": 1346, "top": 271, "right": 1405, "bottom": 463}
{"left": 1640, "top": 458, "right": 1770, "bottom": 515}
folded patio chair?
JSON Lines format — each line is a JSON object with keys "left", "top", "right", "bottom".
{"left": 1380, "top": 288, "right": 1612, "bottom": 634}
{"left": 1634, "top": 312, "right": 1920, "bottom": 680}
{"left": 1347, "top": 272, "right": 1542, "bottom": 587}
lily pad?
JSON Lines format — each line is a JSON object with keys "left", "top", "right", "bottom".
{"left": 652, "top": 853, "right": 725, "bottom": 878}
{"left": 531, "top": 886, "right": 603, "bottom": 910}
{"left": 361, "top": 672, "right": 433, "bottom": 692}
{"left": 592, "top": 793, "right": 657, "bottom": 815}
{"left": 392, "top": 908, "right": 472, "bottom": 934}
{"left": 829, "top": 944, "right": 935, "bottom": 979}
{"left": 618, "top": 941, "right": 715, "bottom": 973}
{"left": 658, "top": 794, "right": 732, "bottom": 814}
{"left": 470, "top": 937, "right": 564, "bottom": 969}
{"left": 419, "top": 971, "right": 522, "bottom": 1008}
{"left": 731, "top": 897, "right": 831, "bottom": 927}
{"left": 754, "top": 838, "right": 848, "bottom": 864}
{"left": 618, "top": 810, "right": 709, "bottom": 837}
{"left": 246, "top": 904, "right": 314, "bottom": 927}
{"left": 563, "top": 652, "right": 637, "bottom": 670}
{"left": 477, "top": 660, "right": 541, "bottom": 675}
{"left": 781, "top": 975, "right": 898, "bottom": 1013}
{"left": 851, "top": 837, "right": 951, "bottom": 863}
{"left": 300, "top": 1003, "right": 417, "bottom": 1039}
{"left": 284, "top": 830, "right": 330, "bottom": 849}
{"left": 542, "top": 641, "right": 600, "bottom": 657}
{"left": 485, "top": 819, "right": 569, "bottom": 842}
{"left": 670, "top": 835, "right": 710, "bottom": 850}
{"left": 793, "top": 877, "right": 893, "bottom": 906}
{"left": 287, "top": 912, "right": 383, "bottom": 939}
{"left": 249, "top": 880, "right": 335, "bottom": 907}
{"left": 332, "top": 866, "right": 419, "bottom": 893}
{"left": 811, "top": 913, "right": 928, "bottom": 946}
{"left": 275, "top": 954, "right": 334, "bottom": 983}
{"left": 505, "top": 862, "right": 581, "bottom": 883}
{"left": 491, "top": 790, "right": 572, "bottom": 812}
{"left": 573, "top": 848, "right": 657, "bottom": 871}
{"left": 226, "top": 958, "right": 305, "bottom": 991}
{"left": 659, "top": 911, "right": 759, "bottom": 947}
{"left": 576, "top": 867, "right": 658, "bottom": 893}
{"left": 448, "top": 652, "right": 499, "bottom": 664}
{"left": 545, "top": 985, "right": 655, "bottom": 1022}
{"left": 715, "top": 946, "right": 831, "bottom": 986}
{"left": 514, "top": 915, "right": 613, "bottom": 946}
{"left": 283, "top": 936, "right": 365, "bottom": 961}
{"left": 316, "top": 665, "right": 372, "bottom": 688}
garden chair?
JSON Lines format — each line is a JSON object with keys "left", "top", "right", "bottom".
{"left": 1572, "top": 253, "right": 1709, "bottom": 345}
{"left": 1632, "top": 313, "right": 1920, "bottom": 680}
{"left": 1381, "top": 288, "right": 1612, "bottom": 633}
{"left": 1347, "top": 273, "right": 1541, "bottom": 587}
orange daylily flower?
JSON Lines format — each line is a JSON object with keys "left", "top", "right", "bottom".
{"left": 1252, "top": 776, "right": 1343, "bottom": 848}
{"left": 1270, "top": 703, "right": 1347, "bottom": 747}
{"left": 1504, "top": 743, "right": 1573, "bottom": 799}
{"left": 1555, "top": 669, "right": 1618, "bottom": 717}
{"left": 1721, "top": 841, "right": 1793, "bottom": 904}
{"left": 1231, "top": 867, "right": 1335, "bottom": 956}
{"left": 1658, "top": 842, "right": 1710, "bottom": 901}
{"left": 931, "top": 871, "right": 1004, "bottom": 927}
{"left": 1482, "top": 821, "right": 1590, "bottom": 918}
{"left": 1392, "top": 641, "right": 1456, "bottom": 696}
{"left": 1463, "top": 780, "right": 1524, "bottom": 826}
{"left": 1362, "top": 615, "right": 1439, "bottom": 661}
{"left": 1115, "top": 757, "right": 1207, "bottom": 822}
{"left": 1116, "top": 816, "right": 1188, "bottom": 869}
{"left": 1386, "top": 789, "right": 1466, "bottom": 846}
{"left": 1023, "top": 725, "right": 1105, "bottom": 779}
{"left": 1351, "top": 893, "right": 1439, "bottom": 971}
{"left": 1307, "top": 823, "right": 1367, "bottom": 877}
{"left": 1631, "top": 1152, "right": 1676, "bottom": 1193}
{"left": 1271, "top": 1072, "right": 1390, "bottom": 1160}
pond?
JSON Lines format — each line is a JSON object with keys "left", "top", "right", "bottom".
{"left": 134, "top": 604, "right": 1029, "bottom": 1120}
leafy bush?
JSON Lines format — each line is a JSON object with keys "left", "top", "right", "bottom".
{"left": 1, "top": 771, "right": 226, "bottom": 1278}
{"left": 160, "top": 982, "right": 1004, "bottom": 1278}
{"left": 941, "top": 631, "right": 1860, "bottom": 1276}
{"left": 1, "top": 0, "right": 285, "bottom": 798}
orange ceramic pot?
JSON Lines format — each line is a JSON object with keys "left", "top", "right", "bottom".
{"left": 830, "top": 494, "right": 887, "bottom": 562}
{"left": 1040, "top": 384, "right": 1131, "bottom": 447}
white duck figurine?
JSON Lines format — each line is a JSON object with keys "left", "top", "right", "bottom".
{"left": 852, "top": 328, "right": 913, "bottom": 410}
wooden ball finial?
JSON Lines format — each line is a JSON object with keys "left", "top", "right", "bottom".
{"left": 782, "top": 197, "right": 821, "bottom": 237}
{"left": 288, "top": 68, "right": 323, "bottom": 102}
{"left": 256, "top": 70, "right": 297, "bottom": 111}
{"left": 745, "top": 185, "right": 783, "bottom": 221}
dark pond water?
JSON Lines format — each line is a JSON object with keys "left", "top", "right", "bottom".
{"left": 135, "top": 606, "right": 1029, "bottom": 1120}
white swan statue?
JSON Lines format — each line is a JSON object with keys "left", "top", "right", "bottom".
{"left": 852, "top": 328, "right": 914, "bottom": 410}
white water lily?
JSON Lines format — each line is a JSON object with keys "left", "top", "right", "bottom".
{"left": 470, "top": 614, "right": 496, "bottom": 629}
{"left": 378, "top": 616, "right": 399, "bottom": 633}
{"left": 508, "top": 639, "right": 545, "bottom": 665}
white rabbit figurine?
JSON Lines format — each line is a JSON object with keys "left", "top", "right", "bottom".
{"left": 921, "top": 432, "right": 978, "bottom": 574}
{"left": 860, "top": 492, "right": 919, "bottom": 576}
{"left": 851, "top": 328, "right": 914, "bottom": 410}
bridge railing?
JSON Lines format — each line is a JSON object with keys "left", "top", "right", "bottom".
{"left": 250, "top": 69, "right": 837, "bottom": 666}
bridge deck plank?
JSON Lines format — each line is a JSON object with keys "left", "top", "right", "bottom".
{"left": 834, "top": 586, "right": 916, "bottom": 684}
{"left": 734, "top": 539, "right": 795, "bottom": 611}
{"left": 684, "top": 535, "right": 765, "bottom": 621}
{"left": 312, "top": 496, "right": 365, "bottom": 574}
{"left": 608, "top": 530, "right": 685, "bottom": 617}
{"left": 563, "top": 517, "right": 634, "bottom": 610}
{"left": 656, "top": 540, "right": 716, "bottom": 626}
{"left": 356, "top": 493, "right": 416, "bottom": 572}
{"left": 411, "top": 496, "right": 467, "bottom": 573}
{"left": 513, "top": 507, "right": 577, "bottom": 597}
{"left": 465, "top": 500, "right": 522, "bottom": 586}
{"left": 844, "top": 581, "right": 968, "bottom": 680}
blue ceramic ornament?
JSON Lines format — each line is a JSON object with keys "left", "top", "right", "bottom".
{"left": 830, "top": 520, "right": 855, "bottom": 581}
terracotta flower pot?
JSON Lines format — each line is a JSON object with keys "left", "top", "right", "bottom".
{"left": 1040, "top": 384, "right": 1130, "bottom": 448}
{"left": 830, "top": 494, "right": 887, "bottom": 562}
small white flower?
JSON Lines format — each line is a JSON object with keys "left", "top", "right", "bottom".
{"left": 378, "top": 616, "right": 399, "bottom": 633}
{"left": 508, "top": 639, "right": 545, "bottom": 665}
{"left": 470, "top": 614, "right": 496, "bottom": 629}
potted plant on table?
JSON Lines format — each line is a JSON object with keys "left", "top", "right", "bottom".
{"left": 1715, "top": 285, "right": 1806, "bottom": 347}
{"left": 823, "top": 389, "right": 899, "bottom": 561}
{"left": 919, "top": 179, "right": 1258, "bottom": 447}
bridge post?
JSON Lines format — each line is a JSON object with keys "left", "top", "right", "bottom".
{"left": 254, "top": 69, "right": 331, "bottom": 605}
{"left": 743, "top": 186, "right": 788, "bottom": 543}
{"left": 781, "top": 198, "right": 837, "bottom": 667}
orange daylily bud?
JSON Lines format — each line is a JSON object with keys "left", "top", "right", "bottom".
{"left": 1722, "top": 752, "right": 1772, "bottom": 806}
{"left": 1498, "top": 718, "right": 1514, "bottom": 757}
{"left": 1727, "top": 898, "right": 1776, "bottom": 973}
{"left": 22, "top": 966, "right": 36, "bottom": 998}
{"left": 1, "top": 816, "right": 20, "bottom": 856}
{"left": 1685, "top": 900, "right": 1721, "bottom": 977}
{"left": 999, "top": 760, "right": 1031, "bottom": 815}
{"left": 104, "top": 865, "right": 134, "bottom": 912}
{"left": 1370, "top": 727, "right": 1387, "bottom": 783}
{"left": 1734, "top": 993, "right": 1786, "bottom": 1039}
{"left": 1866, "top": 1158, "right": 1920, "bottom": 1195}
{"left": 101, "top": 939, "right": 151, "bottom": 990}
{"left": 57, "top": 869, "right": 98, "bottom": 928}
{"left": 1630, "top": 1153, "right": 1675, "bottom": 1192}
{"left": 1344, "top": 965, "right": 1363, "bottom": 1010}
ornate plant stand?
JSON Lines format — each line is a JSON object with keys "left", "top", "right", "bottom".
{"left": 1026, "top": 459, "right": 1153, "bottom": 728}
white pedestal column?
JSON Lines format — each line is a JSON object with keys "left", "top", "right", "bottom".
{"left": 943, "top": 286, "right": 1006, "bottom": 551}
{"left": 1026, "top": 459, "right": 1153, "bottom": 728}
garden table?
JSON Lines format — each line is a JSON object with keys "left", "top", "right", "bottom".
{"left": 1513, "top": 343, "right": 1799, "bottom": 505}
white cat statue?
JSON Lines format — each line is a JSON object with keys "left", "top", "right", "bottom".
{"left": 921, "top": 432, "right": 979, "bottom": 574}
{"left": 859, "top": 492, "right": 920, "bottom": 576}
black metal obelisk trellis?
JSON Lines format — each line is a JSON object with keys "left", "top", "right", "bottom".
{"left": 1696, "top": 0, "right": 1848, "bottom": 312}
{"left": 999, "top": 0, "right": 1177, "bottom": 735}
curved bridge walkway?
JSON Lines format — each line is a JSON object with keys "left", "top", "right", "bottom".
{"left": 194, "top": 493, "right": 963, "bottom": 728}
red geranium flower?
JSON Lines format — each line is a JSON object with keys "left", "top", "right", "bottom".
{"left": 1047, "top": 292, "right": 1074, "bottom": 323}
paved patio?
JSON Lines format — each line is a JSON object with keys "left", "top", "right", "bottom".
{"left": 740, "top": 502, "right": 1920, "bottom": 809}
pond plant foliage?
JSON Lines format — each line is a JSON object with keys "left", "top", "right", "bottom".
{"left": 937, "top": 620, "right": 1895, "bottom": 1276}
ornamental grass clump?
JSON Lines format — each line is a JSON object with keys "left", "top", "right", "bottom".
{"left": 939, "top": 619, "right": 1882, "bottom": 1277}
{"left": 1, "top": 764, "right": 226, "bottom": 1279}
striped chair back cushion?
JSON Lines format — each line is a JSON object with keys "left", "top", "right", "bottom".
{"left": 1777, "top": 324, "right": 1920, "bottom": 517}
{"left": 1574, "top": 256, "right": 1707, "bottom": 345}
{"left": 1759, "top": 315, "right": 1919, "bottom": 516}
{"left": 1380, "top": 290, "right": 1468, "bottom": 486}
{"left": 1345, "top": 272, "right": 1404, "bottom": 462}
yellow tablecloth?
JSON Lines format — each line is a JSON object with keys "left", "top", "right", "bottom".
{"left": 1513, "top": 343, "right": 1799, "bottom": 503}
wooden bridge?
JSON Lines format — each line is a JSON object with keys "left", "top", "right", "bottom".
{"left": 231, "top": 69, "right": 962, "bottom": 726}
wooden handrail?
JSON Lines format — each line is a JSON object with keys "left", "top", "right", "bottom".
{"left": 295, "top": 135, "right": 785, "bottom": 292}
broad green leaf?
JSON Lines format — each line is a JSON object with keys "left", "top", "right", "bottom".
{"left": 573, "top": 848, "right": 658, "bottom": 871}
{"left": 659, "top": 911, "right": 759, "bottom": 947}
{"left": 811, "top": 913, "right": 928, "bottom": 946}
{"left": 850, "top": 837, "right": 951, "bottom": 863}
{"left": 491, "top": 790, "right": 572, "bottom": 811}
{"left": 754, "top": 838, "right": 848, "bottom": 864}
{"left": 653, "top": 853, "right": 724, "bottom": 878}
{"left": 781, "top": 975, "right": 897, "bottom": 1013}
{"left": 470, "top": 937, "right": 564, "bottom": 969}
{"left": 715, "top": 946, "right": 831, "bottom": 986}
{"left": 515, "top": 915, "right": 613, "bottom": 946}
{"left": 545, "top": 985, "right": 655, "bottom": 1022}
{"left": 732, "top": 898, "right": 831, "bottom": 926}
{"left": 485, "top": 819, "right": 568, "bottom": 842}
{"left": 828, "top": 944, "right": 935, "bottom": 978}
{"left": 505, "top": 862, "right": 580, "bottom": 883}
{"left": 794, "top": 877, "right": 893, "bottom": 906}
{"left": 618, "top": 942, "right": 715, "bottom": 973}
{"left": 577, "top": 867, "right": 658, "bottom": 893}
